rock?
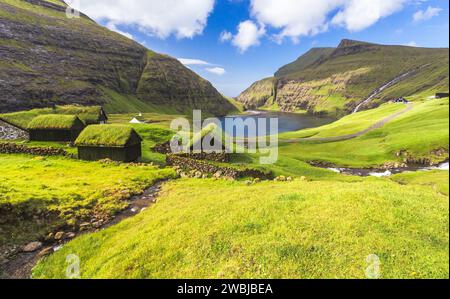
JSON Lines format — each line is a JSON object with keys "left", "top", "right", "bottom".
{"left": 66, "top": 232, "right": 76, "bottom": 239}
{"left": 92, "top": 221, "right": 103, "bottom": 228}
{"left": 286, "top": 177, "right": 293, "bottom": 182}
{"left": 300, "top": 176, "right": 307, "bottom": 181}
{"left": 245, "top": 180, "right": 253, "bottom": 186}
{"left": 54, "top": 231, "right": 65, "bottom": 240}
{"left": 22, "top": 242, "right": 43, "bottom": 252}
{"left": 194, "top": 171, "right": 203, "bottom": 179}
{"left": 276, "top": 176, "right": 286, "bottom": 182}
{"left": 202, "top": 174, "right": 209, "bottom": 179}
{"left": 253, "top": 178, "right": 261, "bottom": 184}
{"left": 213, "top": 171, "right": 223, "bottom": 179}
{"left": 37, "top": 247, "right": 54, "bottom": 257}
{"left": 79, "top": 222, "right": 91, "bottom": 231}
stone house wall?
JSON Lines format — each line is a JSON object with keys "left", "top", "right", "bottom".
{"left": 0, "top": 120, "right": 29, "bottom": 140}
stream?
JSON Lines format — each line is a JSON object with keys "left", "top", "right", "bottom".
{"left": 327, "top": 162, "right": 449, "bottom": 177}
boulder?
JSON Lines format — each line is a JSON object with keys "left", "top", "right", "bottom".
{"left": 22, "top": 242, "right": 43, "bottom": 252}
{"left": 54, "top": 231, "right": 65, "bottom": 240}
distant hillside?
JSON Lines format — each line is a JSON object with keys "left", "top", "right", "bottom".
{"left": 0, "top": 0, "right": 235, "bottom": 116}
{"left": 238, "top": 39, "right": 449, "bottom": 116}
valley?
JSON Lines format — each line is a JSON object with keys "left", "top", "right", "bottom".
{"left": 1, "top": 93, "right": 448, "bottom": 279}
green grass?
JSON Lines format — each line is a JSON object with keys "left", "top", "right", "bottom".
{"left": 130, "top": 123, "right": 175, "bottom": 165}
{"left": 0, "top": 154, "right": 176, "bottom": 247}
{"left": 244, "top": 98, "right": 449, "bottom": 174}
{"left": 33, "top": 174, "right": 448, "bottom": 279}
{"left": 75, "top": 125, "right": 140, "bottom": 147}
{"left": 100, "top": 87, "right": 181, "bottom": 115}
{"left": 279, "top": 102, "right": 406, "bottom": 139}
{"left": 390, "top": 170, "right": 449, "bottom": 196}
{"left": 27, "top": 115, "right": 81, "bottom": 130}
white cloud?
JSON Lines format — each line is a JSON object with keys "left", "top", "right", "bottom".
{"left": 413, "top": 6, "right": 443, "bottom": 22}
{"left": 105, "top": 22, "right": 134, "bottom": 39}
{"left": 248, "top": 0, "right": 411, "bottom": 43}
{"left": 205, "top": 67, "right": 226, "bottom": 75}
{"left": 178, "top": 58, "right": 226, "bottom": 76}
{"left": 405, "top": 41, "right": 418, "bottom": 47}
{"left": 232, "top": 20, "right": 266, "bottom": 53}
{"left": 75, "top": 0, "right": 215, "bottom": 39}
{"left": 219, "top": 30, "right": 233, "bottom": 42}
{"left": 332, "top": 0, "right": 408, "bottom": 32}
{"left": 178, "top": 58, "right": 211, "bottom": 66}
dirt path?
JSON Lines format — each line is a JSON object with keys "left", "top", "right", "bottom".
{"left": 0, "top": 182, "right": 165, "bottom": 279}
{"left": 283, "top": 103, "right": 413, "bottom": 144}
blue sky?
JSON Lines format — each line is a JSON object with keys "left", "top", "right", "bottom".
{"left": 73, "top": 0, "right": 449, "bottom": 97}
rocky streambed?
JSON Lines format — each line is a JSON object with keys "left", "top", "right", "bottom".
{"left": 0, "top": 182, "right": 164, "bottom": 279}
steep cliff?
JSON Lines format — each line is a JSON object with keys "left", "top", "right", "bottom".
{"left": 238, "top": 39, "right": 449, "bottom": 116}
{"left": 0, "top": 0, "right": 235, "bottom": 115}
{"left": 236, "top": 77, "right": 277, "bottom": 110}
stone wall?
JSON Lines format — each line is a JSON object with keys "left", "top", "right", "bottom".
{"left": 0, "top": 142, "right": 68, "bottom": 156}
{"left": 0, "top": 120, "right": 29, "bottom": 140}
{"left": 153, "top": 141, "right": 230, "bottom": 162}
{"left": 166, "top": 154, "right": 273, "bottom": 180}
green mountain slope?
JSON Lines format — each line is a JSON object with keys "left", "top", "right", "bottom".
{"left": 238, "top": 39, "right": 449, "bottom": 116}
{"left": 275, "top": 47, "right": 334, "bottom": 77}
{"left": 0, "top": 0, "right": 235, "bottom": 115}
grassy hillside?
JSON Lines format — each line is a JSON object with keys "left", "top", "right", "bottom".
{"left": 32, "top": 173, "right": 448, "bottom": 279}
{"left": 0, "top": 154, "right": 175, "bottom": 248}
{"left": 237, "top": 40, "right": 449, "bottom": 116}
{"left": 275, "top": 47, "right": 335, "bottom": 77}
{"left": 0, "top": 0, "right": 235, "bottom": 116}
{"left": 236, "top": 97, "right": 449, "bottom": 177}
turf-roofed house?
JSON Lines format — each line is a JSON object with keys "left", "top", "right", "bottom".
{"left": 28, "top": 115, "right": 86, "bottom": 142}
{"left": 64, "top": 106, "right": 109, "bottom": 125}
{"left": 75, "top": 125, "right": 143, "bottom": 162}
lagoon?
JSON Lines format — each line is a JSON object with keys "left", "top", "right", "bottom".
{"left": 219, "top": 111, "right": 335, "bottom": 138}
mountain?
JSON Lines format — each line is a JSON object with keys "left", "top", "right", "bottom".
{"left": 237, "top": 39, "right": 449, "bottom": 116}
{"left": 0, "top": 0, "right": 235, "bottom": 115}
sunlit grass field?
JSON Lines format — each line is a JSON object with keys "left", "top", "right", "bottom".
{"left": 0, "top": 154, "right": 175, "bottom": 247}
{"left": 33, "top": 173, "right": 449, "bottom": 279}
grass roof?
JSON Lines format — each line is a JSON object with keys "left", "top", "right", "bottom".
{"left": 28, "top": 115, "right": 81, "bottom": 130}
{"left": 0, "top": 105, "right": 105, "bottom": 128}
{"left": 75, "top": 125, "right": 142, "bottom": 147}
{"left": 189, "top": 123, "right": 225, "bottom": 149}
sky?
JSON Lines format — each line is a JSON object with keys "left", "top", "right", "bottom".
{"left": 69, "top": 0, "right": 449, "bottom": 97}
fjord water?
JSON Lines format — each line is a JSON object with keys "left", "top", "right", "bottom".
{"left": 220, "top": 111, "right": 335, "bottom": 138}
